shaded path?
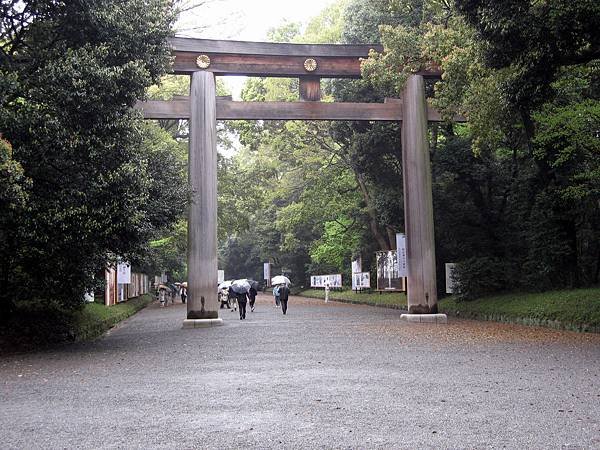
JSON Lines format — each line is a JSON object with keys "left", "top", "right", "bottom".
{"left": 1, "top": 294, "right": 599, "bottom": 449}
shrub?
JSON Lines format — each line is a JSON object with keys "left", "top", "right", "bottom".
{"left": 452, "top": 256, "right": 507, "bottom": 301}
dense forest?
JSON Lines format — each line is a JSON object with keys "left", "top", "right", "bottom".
{"left": 0, "top": 0, "right": 598, "bottom": 323}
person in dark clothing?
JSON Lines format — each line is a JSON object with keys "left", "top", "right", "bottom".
{"left": 248, "top": 286, "right": 257, "bottom": 312}
{"left": 180, "top": 287, "right": 187, "bottom": 304}
{"left": 279, "top": 284, "right": 290, "bottom": 315}
{"left": 237, "top": 291, "right": 248, "bottom": 320}
{"left": 228, "top": 286, "right": 237, "bottom": 312}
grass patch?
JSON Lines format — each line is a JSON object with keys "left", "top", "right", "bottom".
{"left": 298, "top": 288, "right": 407, "bottom": 309}
{"left": 439, "top": 287, "right": 600, "bottom": 333}
{"left": 72, "top": 294, "right": 153, "bottom": 341}
{"left": 299, "top": 286, "right": 600, "bottom": 333}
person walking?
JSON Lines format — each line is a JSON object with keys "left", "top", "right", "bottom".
{"left": 324, "top": 282, "right": 330, "bottom": 303}
{"left": 279, "top": 283, "right": 290, "bottom": 315}
{"left": 272, "top": 285, "right": 281, "bottom": 308}
{"left": 228, "top": 285, "right": 237, "bottom": 312}
{"left": 248, "top": 286, "right": 257, "bottom": 312}
{"left": 237, "top": 291, "right": 248, "bottom": 320}
{"left": 180, "top": 286, "right": 187, "bottom": 304}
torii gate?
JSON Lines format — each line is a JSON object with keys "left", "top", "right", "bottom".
{"left": 137, "top": 37, "right": 458, "bottom": 327}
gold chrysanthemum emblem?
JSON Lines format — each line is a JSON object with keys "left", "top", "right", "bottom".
{"left": 303, "top": 58, "right": 317, "bottom": 72}
{"left": 196, "top": 55, "right": 211, "bottom": 69}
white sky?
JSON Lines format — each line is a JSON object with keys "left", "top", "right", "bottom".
{"left": 176, "top": 0, "right": 338, "bottom": 41}
{"left": 176, "top": 0, "right": 339, "bottom": 98}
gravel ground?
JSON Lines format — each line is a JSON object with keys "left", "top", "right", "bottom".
{"left": 1, "top": 294, "right": 599, "bottom": 449}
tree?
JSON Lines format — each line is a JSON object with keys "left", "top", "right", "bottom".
{"left": 455, "top": 0, "right": 600, "bottom": 113}
{"left": 0, "top": 0, "right": 180, "bottom": 319}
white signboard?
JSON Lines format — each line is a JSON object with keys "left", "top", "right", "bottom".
{"left": 445, "top": 263, "right": 457, "bottom": 294}
{"left": 263, "top": 263, "right": 271, "bottom": 281}
{"left": 396, "top": 233, "right": 408, "bottom": 277}
{"left": 117, "top": 262, "right": 131, "bottom": 284}
{"left": 351, "top": 258, "right": 362, "bottom": 275}
{"left": 376, "top": 251, "right": 404, "bottom": 291}
{"left": 352, "top": 272, "right": 371, "bottom": 290}
{"left": 310, "top": 274, "right": 342, "bottom": 288}
{"left": 217, "top": 270, "right": 225, "bottom": 284}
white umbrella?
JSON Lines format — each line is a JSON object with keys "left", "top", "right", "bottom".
{"left": 271, "top": 275, "right": 290, "bottom": 286}
{"left": 218, "top": 280, "right": 233, "bottom": 291}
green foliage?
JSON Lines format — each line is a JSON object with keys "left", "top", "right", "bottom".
{"left": 452, "top": 257, "right": 508, "bottom": 301}
{"left": 533, "top": 99, "right": 600, "bottom": 201}
{"left": 0, "top": 137, "right": 29, "bottom": 210}
{"left": 455, "top": 0, "right": 600, "bottom": 110}
{"left": 310, "top": 218, "right": 361, "bottom": 269}
{"left": 0, "top": 1, "right": 178, "bottom": 319}
{"left": 147, "top": 219, "right": 187, "bottom": 280}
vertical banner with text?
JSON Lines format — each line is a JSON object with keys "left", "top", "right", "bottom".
{"left": 264, "top": 263, "right": 271, "bottom": 286}
{"left": 396, "top": 233, "right": 408, "bottom": 278}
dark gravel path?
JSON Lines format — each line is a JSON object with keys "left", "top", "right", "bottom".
{"left": 1, "top": 294, "right": 599, "bottom": 449}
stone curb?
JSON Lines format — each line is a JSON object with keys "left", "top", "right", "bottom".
{"left": 182, "top": 318, "right": 224, "bottom": 329}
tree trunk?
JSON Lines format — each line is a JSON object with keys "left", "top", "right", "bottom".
{"left": 354, "top": 171, "right": 391, "bottom": 251}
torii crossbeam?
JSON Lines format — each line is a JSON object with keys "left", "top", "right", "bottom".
{"left": 136, "top": 37, "right": 463, "bottom": 327}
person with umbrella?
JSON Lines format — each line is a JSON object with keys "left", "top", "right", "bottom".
{"left": 231, "top": 279, "right": 251, "bottom": 320}
{"left": 237, "top": 290, "right": 248, "bottom": 319}
{"left": 272, "top": 284, "right": 280, "bottom": 308}
{"left": 219, "top": 280, "right": 234, "bottom": 309}
{"left": 271, "top": 276, "right": 291, "bottom": 315}
{"left": 278, "top": 283, "right": 290, "bottom": 315}
{"left": 247, "top": 280, "right": 258, "bottom": 312}
{"left": 180, "top": 282, "right": 187, "bottom": 304}
{"left": 227, "top": 285, "right": 237, "bottom": 311}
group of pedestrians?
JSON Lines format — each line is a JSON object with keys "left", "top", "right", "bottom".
{"left": 161, "top": 281, "right": 290, "bottom": 320}
{"left": 227, "top": 283, "right": 291, "bottom": 319}
{"left": 272, "top": 284, "right": 290, "bottom": 314}
{"left": 157, "top": 283, "right": 186, "bottom": 307}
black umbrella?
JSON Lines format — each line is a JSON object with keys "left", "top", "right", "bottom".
{"left": 231, "top": 279, "right": 251, "bottom": 294}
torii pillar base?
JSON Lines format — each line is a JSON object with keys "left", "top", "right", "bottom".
{"left": 400, "top": 313, "right": 447, "bottom": 324}
{"left": 183, "top": 318, "right": 224, "bottom": 329}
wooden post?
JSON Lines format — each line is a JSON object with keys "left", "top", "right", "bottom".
{"left": 186, "top": 71, "right": 221, "bottom": 325}
{"left": 401, "top": 75, "right": 438, "bottom": 314}
{"left": 299, "top": 76, "right": 321, "bottom": 101}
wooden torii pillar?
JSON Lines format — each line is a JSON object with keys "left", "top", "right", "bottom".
{"left": 137, "top": 37, "right": 463, "bottom": 327}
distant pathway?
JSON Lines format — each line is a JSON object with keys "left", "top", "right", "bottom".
{"left": 1, "top": 294, "right": 599, "bottom": 449}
